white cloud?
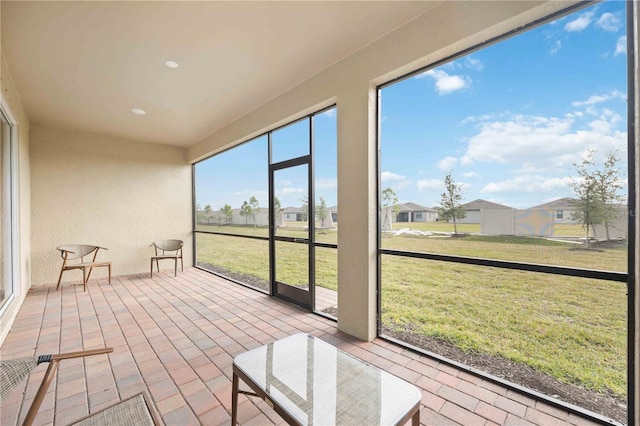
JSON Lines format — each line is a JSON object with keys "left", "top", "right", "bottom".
{"left": 381, "top": 171, "right": 412, "bottom": 190}
{"left": 465, "top": 57, "right": 483, "bottom": 71}
{"left": 460, "top": 113, "right": 497, "bottom": 125}
{"left": 419, "top": 69, "right": 470, "bottom": 94}
{"left": 319, "top": 109, "right": 336, "bottom": 118}
{"left": 482, "top": 175, "right": 573, "bottom": 194}
{"left": 615, "top": 36, "right": 626, "bottom": 56}
{"left": 280, "top": 187, "right": 304, "bottom": 195}
{"left": 595, "top": 12, "right": 622, "bottom": 32}
{"left": 566, "top": 111, "right": 584, "bottom": 119}
{"left": 462, "top": 171, "right": 480, "bottom": 178}
{"left": 588, "top": 110, "right": 621, "bottom": 134}
{"left": 437, "top": 156, "right": 458, "bottom": 171}
{"left": 462, "top": 112, "right": 626, "bottom": 170}
{"left": 565, "top": 10, "right": 594, "bottom": 32}
{"left": 416, "top": 179, "right": 442, "bottom": 192}
{"left": 585, "top": 106, "right": 598, "bottom": 116}
{"left": 316, "top": 178, "right": 337, "bottom": 189}
{"left": 381, "top": 171, "right": 406, "bottom": 182}
{"left": 572, "top": 90, "right": 625, "bottom": 107}
{"left": 550, "top": 40, "right": 562, "bottom": 54}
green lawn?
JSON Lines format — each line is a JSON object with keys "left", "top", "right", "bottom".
{"left": 381, "top": 256, "right": 626, "bottom": 397}
{"left": 195, "top": 223, "right": 627, "bottom": 399}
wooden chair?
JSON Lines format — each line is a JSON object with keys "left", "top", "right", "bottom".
{"left": 56, "top": 245, "right": 111, "bottom": 291}
{"left": 150, "top": 239, "right": 184, "bottom": 277}
{"left": 0, "top": 347, "right": 161, "bottom": 426}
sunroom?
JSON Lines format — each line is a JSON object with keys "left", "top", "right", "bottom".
{"left": 1, "top": 1, "right": 638, "bottom": 425}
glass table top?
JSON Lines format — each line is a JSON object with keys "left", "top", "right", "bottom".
{"left": 233, "top": 333, "right": 421, "bottom": 425}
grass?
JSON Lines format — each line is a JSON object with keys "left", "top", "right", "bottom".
{"left": 195, "top": 232, "right": 338, "bottom": 291}
{"left": 381, "top": 256, "right": 626, "bottom": 398}
{"left": 195, "top": 222, "right": 628, "bottom": 399}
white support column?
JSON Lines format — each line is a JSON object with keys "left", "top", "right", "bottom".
{"left": 336, "top": 84, "right": 378, "bottom": 341}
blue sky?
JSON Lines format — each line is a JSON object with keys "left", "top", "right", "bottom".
{"left": 380, "top": 0, "right": 627, "bottom": 209}
{"left": 195, "top": 109, "right": 337, "bottom": 210}
{"left": 197, "top": 1, "right": 627, "bottom": 212}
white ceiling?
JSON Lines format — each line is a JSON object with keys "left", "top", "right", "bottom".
{"left": 1, "top": 1, "right": 440, "bottom": 147}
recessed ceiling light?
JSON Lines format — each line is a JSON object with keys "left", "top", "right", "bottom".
{"left": 131, "top": 108, "right": 146, "bottom": 115}
{"left": 165, "top": 60, "right": 179, "bottom": 69}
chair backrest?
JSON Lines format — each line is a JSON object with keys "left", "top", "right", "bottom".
{"left": 57, "top": 245, "right": 101, "bottom": 261}
{"left": 152, "top": 239, "right": 183, "bottom": 252}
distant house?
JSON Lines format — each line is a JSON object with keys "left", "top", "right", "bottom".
{"left": 283, "top": 206, "right": 306, "bottom": 222}
{"left": 328, "top": 205, "right": 338, "bottom": 222}
{"left": 526, "top": 197, "right": 628, "bottom": 239}
{"left": 456, "top": 199, "right": 514, "bottom": 224}
{"left": 394, "top": 202, "right": 438, "bottom": 223}
{"left": 527, "top": 197, "right": 577, "bottom": 224}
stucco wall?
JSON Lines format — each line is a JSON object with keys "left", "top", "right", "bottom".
{"left": 0, "top": 49, "right": 31, "bottom": 345}
{"left": 30, "top": 124, "right": 192, "bottom": 285}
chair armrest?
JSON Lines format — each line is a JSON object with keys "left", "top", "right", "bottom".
{"left": 51, "top": 347, "right": 113, "bottom": 361}
{"left": 24, "top": 347, "right": 113, "bottom": 425}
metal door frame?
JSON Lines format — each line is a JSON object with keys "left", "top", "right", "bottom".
{"left": 269, "top": 154, "right": 316, "bottom": 310}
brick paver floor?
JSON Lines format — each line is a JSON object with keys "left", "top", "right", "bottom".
{"left": 0, "top": 268, "right": 602, "bottom": 425}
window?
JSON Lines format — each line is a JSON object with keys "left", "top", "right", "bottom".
{"left": 378, "top": 2, "right": 628, "bottom": 423}
{"left": 194, "top": 107, "right": 337, "bottom": 316}
{"left": 194, "top": 136, "right": 270, "bottom": 291}
{"left": 414, "top": 212, "right": 422, "bottom": 219}
{"left": 1, "top": 109, "right": 15, "bottom": 311}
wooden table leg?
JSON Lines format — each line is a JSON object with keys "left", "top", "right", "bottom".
{"left": 231, "top": 371, "right": 239, "bottom": 425}
{"left": 411, "top": 407, "right": 420, "bottom": 426}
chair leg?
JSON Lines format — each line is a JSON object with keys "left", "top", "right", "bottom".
{"left": 150, "top": 259, "right": 154, "bottom": 278}
{"left": 180, "top": 256, "right": 184, "bottom": 272}
{"left": 174, "top": 258, "right": 177, "bottom": 277}
{"left": 24, "top": 361, "right": 59, "bottom": 426}
{"left": 86, "top": 266, "right": 94, "bottom": 284}
{"left": 56, "top": 268, "right": 65, "bottom": 291}
{"left": 108, "top": 263, "right": 112, "bottom": 285}
{"left": 83, "top": 268, "right": 88, "bottom": 292}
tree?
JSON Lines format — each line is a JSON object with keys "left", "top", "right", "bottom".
{"left": 570, "top": 150, "right": 623, "bottom": 247}
{"left": 439, "top": 172, "right": 466, "bottom": 235}
{"left": 195, "top": 203, "right": 206, "bottom": 225}
{"left": 274, "top": 197, "right": 283, "bottom": 215}
{"left": 203, "top": 204, "right": 214, "bottom": 225}
{"left": 240, "top": 201, "right": 252, "bottom": 225}
{"left": 381, "top": 187, "right": 399, "bottom": 230}
{"left": 249, "top": 196, "right": 260, "bottom": 227}
{"left": 221, "top": 204, "right": 233, "bottom": 225}
{"left": 300, "top": 195, "right": 309, "bottom": 222}
{"left": 273, "top": 196, "right": 283, "bottom": 227}
{"left": 316, "top": 196, "right": 328, "bottom": 229}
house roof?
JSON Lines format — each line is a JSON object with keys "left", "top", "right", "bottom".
{"left": 283, "top": 207, "right": 305, "bottom": 213}
{"left": 528, "top": 197, "right": 577, "bottom": 210}
{"left": 1, "top": 1, "right": 441, "bottom": 147}
{"left": 397, "top": 202, "right": 437, "bottom": 212}
{"left": 461, "top": 199, "right": 513, "bottom": 210}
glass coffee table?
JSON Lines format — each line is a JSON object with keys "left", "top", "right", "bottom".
{"left": 232, "top": 333, "right": 421, "bottom": 425}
